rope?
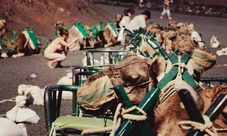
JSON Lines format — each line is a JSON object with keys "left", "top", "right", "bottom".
{"left": 48, "top": 122, "right": 56, "bottom": 136}
{"left": 0, "top": 114, "right": 6, "bottom": 117}
{"left": 110, "top": 103, "right": 148, "bottom": 136}
{"left": 178, "top": 115, "right": 218, "bottom": 136}
{"left": 110, "top": 103, "right": 123, "bottom": 136}
{"left": 82, "top": 103, "right": 148, "bottom": 136}
{"left": 0, "top": 97, "right": 15, "bottom": 103}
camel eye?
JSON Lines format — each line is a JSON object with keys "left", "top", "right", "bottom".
{"left": 169, "top": 36, "right": 176, "bottom": 40}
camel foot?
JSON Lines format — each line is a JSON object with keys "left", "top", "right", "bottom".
{"left": 1, "top": 53, "right": 8, "bottom": 58}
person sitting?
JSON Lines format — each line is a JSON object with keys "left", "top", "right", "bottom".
{"left": 44, "top": 29, "right": 78, "bottom": 69}
{"left": 117, "top": 8, "right": 135, "bottom": 45}
{"left": 123, "top": 10, "right": 151, "bottom": 44}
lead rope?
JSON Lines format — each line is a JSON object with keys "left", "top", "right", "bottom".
{"left": 0, "top": 97, "right": 16, "bottom": 117}
{"left": 109, "top": 103, "right": 148, "bottom": 136}
{"left": 0, "top": 97, "right": 15, "bottom": 103}
{"left": 178, "top": 115, "right": 218, "bottom": 136}
{"left": 48, "top": 122, "right": 56, "bottom": 136}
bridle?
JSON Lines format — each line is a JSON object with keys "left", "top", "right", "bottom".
{"left": 109, "top": 58, "right": 154, "bottom": 94}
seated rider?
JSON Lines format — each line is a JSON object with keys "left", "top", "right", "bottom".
{"left": 123, "top": 10, "right": 151, "bottom": 44}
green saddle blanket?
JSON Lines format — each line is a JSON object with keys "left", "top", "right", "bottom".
{"left": 54, "top": 116, "right": 113, "bottom": 131}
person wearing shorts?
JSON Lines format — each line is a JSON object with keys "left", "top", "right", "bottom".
{"left": 160, "top": 0, "right": 173, "bottom": 20}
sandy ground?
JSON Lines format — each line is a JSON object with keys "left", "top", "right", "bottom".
{"left": 0, "top": 4, "right": 227, "bottom": 136}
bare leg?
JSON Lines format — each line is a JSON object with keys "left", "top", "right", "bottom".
{"left": 44, "top": 52, "right": 66, "bottom": 69}
{"left": 55, "top": 50, "right": 68, "bottom": 68}
{"left": 47, "top": 62, "right": 54, "bottom": 69}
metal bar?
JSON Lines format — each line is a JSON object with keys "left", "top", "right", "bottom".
{"left": 178, "top": 89, "right": 204, "bottom": 123}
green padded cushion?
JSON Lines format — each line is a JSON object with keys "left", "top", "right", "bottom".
{"left": 54, "top": 116, "right": 113, "bottom": 131}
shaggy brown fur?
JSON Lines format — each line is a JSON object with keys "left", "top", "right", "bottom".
{"left": 152, "top": 85, "right": 227, "bottom": 136}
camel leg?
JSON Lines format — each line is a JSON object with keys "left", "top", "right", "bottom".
{"left": 1, "top": 52, "right": 8, "bottom": 58}
{"left": 12, "top": 53, "right": 25, "bottom": 58}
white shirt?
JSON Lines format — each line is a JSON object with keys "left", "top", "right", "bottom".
{"left": 120, "top": 16, "right": 130, "bottom": 28}
{"left": 125, "top": 15, "right": 146, "bottom": 33}
{"left": 117, "top": 16, "right": 130, "bottom": 42}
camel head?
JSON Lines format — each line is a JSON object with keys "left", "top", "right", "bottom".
{"left": 166, "top": 20, "right": 177, "bottom": 31}
{"left": 176, "top": 22, "right": 190, "bottom": 35}
{"left": 54, "top": 21, "right": 64, "bottom": 37}
{"left": 77, "top": 53, "right": 162, "bottom": 115}
{"left": 0, "top": 19, "right": 8, "bottom": 37}
{"left": 161, "top": 30, "right": 179, "bottom": 54}
{"left": 147, "top": 23, "right": 164, "bottom": 43}
{"left": 54, "top": 21, "right": 64, "bottom": 29}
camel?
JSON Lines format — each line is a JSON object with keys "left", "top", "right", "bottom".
{"left": 153, "top": 85, "right": 227, "bottom": 136}
{"left": 0, "top": 19, "right": 42, "bottom": 58}
{"left": 147, "top": 21, "right": 216, "bottom": 72}
{"left": 66, "top": 21, "right": 105, "bottom": 51}
{"left": 147, "top": 23, "right": 164, "bottom": 44}
{"left": 76, "top": 51, "right": 215, "bottom": 135}
{"left": 76, "top": 52, "right": 165, "bottom": 116}
{"left": 96, "top": 14, "right": 123, "bottom": 48}
{"left": 99, "top": 21, "right": 120, "bottom": 48}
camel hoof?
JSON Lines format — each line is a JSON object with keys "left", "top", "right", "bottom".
{"left": 1, "top": 53, "right": 8, "bottom": 58}
{"left": 104, "top": 44, "right": 110, "bottom": 48}
{"left": 12, "top": 55, "right": 18, "bottom": 58}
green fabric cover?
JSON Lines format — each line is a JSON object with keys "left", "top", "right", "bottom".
{"left": 54, "top": 116, "right": 113, "bottom": 131}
